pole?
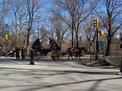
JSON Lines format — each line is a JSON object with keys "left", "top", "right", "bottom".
{"left": 120, "top": 57, "right": 122, "bottom": 73}
{"left": 118, "top": 32, "right": 122, "bottom": 75}
{"left": 118, "top": 57, "right": 122, "bottom": 75}
{"left": 95, "top": 28, "right": 99, "bottom": 60}
{"left": 5, "top": 39, "right": 7, "bottom": 56}
{"left": 38, "top": 29, "right": 39, "bottom": 39}
{"left": 30, "top": 49, "right": 35, "bottom": 65}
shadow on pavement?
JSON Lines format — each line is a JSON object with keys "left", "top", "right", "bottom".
{"left": 0, "top": 65, "right": 121, "bottom": 91}
{"left": 0, "top": 66, "right": 119, "bottom": 76}
{"left": 0, "top": 76, "right": 121, "bottom": 91}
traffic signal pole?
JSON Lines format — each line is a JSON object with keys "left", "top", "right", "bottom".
{"left": 118, "top": 32, "right": 122, "bottom": 75}
{"left": 95, "top": 28, "right": 99, "bottom": 60}
{"left": 93, "top": 18, "right": 99, "bottom": 60}
{"left": 120, "top": 59, "right": 122, "bottom": 73}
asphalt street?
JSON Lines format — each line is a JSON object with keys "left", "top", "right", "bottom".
{"left": 0, "top": 56, "right": 122, "bottom": 91}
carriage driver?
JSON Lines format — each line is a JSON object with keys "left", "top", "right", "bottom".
{"left": 32, "top": 38, "right": 42, "bottom": 51}
{"left": 49, "top": 38, "right": 60, "bottom": 51}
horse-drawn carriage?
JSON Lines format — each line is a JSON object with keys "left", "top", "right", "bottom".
{"left": 30, "top": 38, "right": 61, "bottom": 60}
{"left": 30, "top": 38, "right": 87, "bottom": 61}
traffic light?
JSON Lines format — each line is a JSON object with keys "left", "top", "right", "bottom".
{"left": 93, "top": 18, "right": 99, "bottom": 28}
{"left": 99, "top": 30, "right": 104, "bottom": 36}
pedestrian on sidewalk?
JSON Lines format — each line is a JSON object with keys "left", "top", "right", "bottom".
{"left": 21, "top": 46, "right": 27, "bottom": 60}
{"left": 15, "top": 45, "right": 20, "bottom": 60}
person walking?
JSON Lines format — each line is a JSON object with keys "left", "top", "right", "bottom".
{"left": 15, "top": 45, "right": 20, "bottom": 60}
{"left": 21, "top": 46, "right": 27, "bottom": 60}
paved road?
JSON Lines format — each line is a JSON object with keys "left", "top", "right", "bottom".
{"left": 0, "top": 56, "right": 122, "bottom": 91}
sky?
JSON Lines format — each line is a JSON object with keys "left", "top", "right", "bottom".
{"left": 0, "top": 0, "right": 122, "bottom": 39}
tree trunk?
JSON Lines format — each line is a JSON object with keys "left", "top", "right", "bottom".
{"left": 76, "top": 31, "right": 79, "bottom": 48}
{"left": 88, "top": 42, "right": 91, "bottom": 53}
{"left": 26, "top": 30, "right": 30, "bottom": 48}
{"left": 26, "top": 29, "right": 30, "bottom": 56}
{"left": 71, "top": 30, "right": 74, "bottom": 48}
{"left": 105, "top": 37, "right": 111, "bottom": 56}
{"left": 88, "top": 44, "right": 91, "bottom": 53}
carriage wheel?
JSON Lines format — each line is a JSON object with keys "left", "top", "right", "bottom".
{"left": 51, "top": 55, "right": 59, "bottom": 60}
{"left": 51, "top": 51, "right": 60, "bottom": 60}
{"left": 51, "top": 56, "right": 55, "bottom": 60}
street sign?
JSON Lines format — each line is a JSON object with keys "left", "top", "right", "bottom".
{"left": 99, "top": 30, "right": 104, "bottom": 36}
{"left": 4, "top": 33, "right": 8, "bottom": 40}
{"left": 98, "top": 41, "right": 104, "bottom": 52}
{"left": 5, "top": 34, "right": 8, "bottom": 40}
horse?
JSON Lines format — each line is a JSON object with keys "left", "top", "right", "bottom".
{"left": 66, "top": 47, "right": 82, "bottom": 60}
{"left": 80, "top": 47, "right": 87, "bottom": 53}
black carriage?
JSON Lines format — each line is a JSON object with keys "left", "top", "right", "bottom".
{"left": 30, "top": 38, "right": 61, "bottom": 60}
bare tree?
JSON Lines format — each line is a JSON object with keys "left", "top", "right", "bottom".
{"left": 53, "top": 0, "right": 96, "bottom": 47}
{"left": 0, "top": 0, "right": 8, "bottom": 25}
{"left": 95, "top": 0, "right": 122, "bottom": 56}
{"left": 25, "top": 0, "right": 45, "bottom": 53}
{"left": 8, "top": 0, "right": 28, "bottom": 46}
{"left": 49, "top": 14, "right": 68, "bottom": 49}
{"left": 0, "top": 0, "right": 10, "bottom": 52}
{"left": 83, "top": 20, "right": 96, "bottom": 53}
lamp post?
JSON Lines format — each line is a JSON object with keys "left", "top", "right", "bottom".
{"left": 93, "top": 18, "right": 99, "bottom": 60}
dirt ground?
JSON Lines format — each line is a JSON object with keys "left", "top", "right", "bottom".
{"left": 78, "top": 58, "right": 119, "bottom": 69}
